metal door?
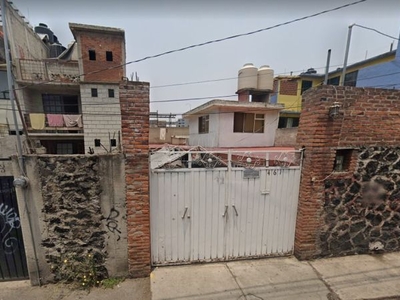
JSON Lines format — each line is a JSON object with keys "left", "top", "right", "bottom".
{"left": 0, "top": 177, "right": 29, "bottom": 281}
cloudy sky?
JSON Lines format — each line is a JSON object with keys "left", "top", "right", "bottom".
{"left": 13, "top": 0, "right": 400, "bottom": 114}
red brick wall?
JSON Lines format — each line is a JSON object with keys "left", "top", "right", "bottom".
{"left": 279, "top": 79, "right": 298, "bottom": 96}
{"left": 295, "top": 86, "right": 400, "bottom": 259}
{"left": 78, "top": 32, "right": 125, "bottom": 83}
{"left": 119, "top": 81, "right": 150, "bottom": 277}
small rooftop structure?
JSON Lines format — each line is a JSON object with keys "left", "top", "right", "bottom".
{"left": 183, "top": 99, "right": 283, "bottom": 118}
{"left": 69, "top": 23, "right": 125, "bottom": 36}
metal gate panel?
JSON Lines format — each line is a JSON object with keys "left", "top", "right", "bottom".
{"left": 0, "top": 176, "right": 28, "bottom": 281}
{"left": 191, "top": 170, "right": 226, "bottom": 262}
{"left": 150, "top": 150, "right": 302, "bottom": 266}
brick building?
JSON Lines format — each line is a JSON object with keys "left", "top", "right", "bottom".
{"left": 1, "top": 1, "right": 126, "bottom": 155}
{"left": 295, "top": 85, "right": 400, "bottom": 259}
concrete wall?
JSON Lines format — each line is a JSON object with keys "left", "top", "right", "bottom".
{"left": 187, "top": 112, "right": 219, "bottom": 147}
{"left": 218, "top": 111, "right": 279, "bottom": 147}
{"left": 80, "top": 83, "right": 122, "bottom": 154}
{"left": 12, "top": 154, "right": 127, "bottom": 285}
{"left": 188, "top": 111, "right": 279, "bottom": 148}
{"left": 4, "top": 1, "right": 48, "bottom": 60}
{"left": 149, "top": 127, "right": 189, "bottom": 144}
{"left": 274, "top": 127, "right": 298, "bottom": 147}
{"left": 295, "top": 86, "right": 400, "bottom": 260}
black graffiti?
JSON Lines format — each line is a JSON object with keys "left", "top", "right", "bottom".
{"left": 0, "top": 164, "right": 5, "bottom": 173}
{"left": 105, "top": 208, "right": 121, "bottom": 241}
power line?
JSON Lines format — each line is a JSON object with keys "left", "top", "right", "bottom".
{"left": 354, "top": 24, "right": 400, "bottom": 41}
{"left": 3, "top": 0, "right": 367, "bottom": 94}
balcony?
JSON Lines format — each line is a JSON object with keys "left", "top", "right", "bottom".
{"left": 24, "top": 113, "right": 84, "bottom": 138}
{"left": 18, "top": 59, "right": 80, "bottom": 84}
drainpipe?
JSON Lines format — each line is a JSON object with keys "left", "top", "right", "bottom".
{"left": 340, "top": 24, "right": 355, "bottom": 86}
{"left": 1, "top": 0, "right": 41, "bottom": 286}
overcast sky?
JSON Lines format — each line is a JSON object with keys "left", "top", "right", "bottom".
{"left": 13, "top": 0, "right": 400, "bottom": 114}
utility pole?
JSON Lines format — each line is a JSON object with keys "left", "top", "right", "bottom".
{"left": 1, "top": 0, "right": 24, "bottom": 171}
{"left": 340, "top": 24, "right": 355, "bottom": 86}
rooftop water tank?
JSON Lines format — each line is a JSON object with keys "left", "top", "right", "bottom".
{"left": 49, "top": 43, "right": 66, "bottom": 58}
{"left": 257, "top": 65, "right": 274, "bottom": 90}
{"left": 238, "top": 63, "right": 258, "bottom": 91}
{"left": 34, "top": 23, "right": 54, "bottom": 43}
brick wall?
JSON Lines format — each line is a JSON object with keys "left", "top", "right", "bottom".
{"left": 77, "top": 32, "right": 125, "bottom": 83}
{"left": 295, "top": 85, "right": 400, "bottom": 259}
{"left": 80, "top": 83, "right": 121, "bottom": 154}
{"left": 119, "top": 80, "right": 151, "bottom": 277}
{"left": 279, "top": 79, "right": 298, "bottom": 96}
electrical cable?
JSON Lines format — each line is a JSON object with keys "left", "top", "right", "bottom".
{"left": 1, "top": 0, "right": 367, "bottom": 94}
{"left": 354, "top": 24, "right": 400, "bottom": 41}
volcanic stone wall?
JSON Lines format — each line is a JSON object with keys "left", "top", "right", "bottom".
{"left": 321, "top": 147, "right": 400, "bottom": 256}
{"left": 14, "top": 154, "right": 127, "bottom": 284}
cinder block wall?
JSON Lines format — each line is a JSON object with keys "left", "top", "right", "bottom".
{"left": 119, "top": 81, "right": 151, "bottom": 277}
{"left": 295, "top": 86, "right": 400, "bottom": 259}
{"left": 80, "top": 83, "right": 122, "bottom": 154}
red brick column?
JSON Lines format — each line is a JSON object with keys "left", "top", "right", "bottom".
{"left": 119, "top": 81, "right": 151, "bottom": 277}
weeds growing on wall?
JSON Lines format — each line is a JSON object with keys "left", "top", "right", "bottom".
{"left": 51, "top": 251, "right": 108, "bottom": 289}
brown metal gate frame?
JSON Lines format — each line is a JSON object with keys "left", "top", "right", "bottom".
{"left": 0, "top": 176, "right": 29, "bottom": 281}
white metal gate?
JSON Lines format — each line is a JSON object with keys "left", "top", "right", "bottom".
{"left": 150, "top": 150, "right": 302, "bottom": 265}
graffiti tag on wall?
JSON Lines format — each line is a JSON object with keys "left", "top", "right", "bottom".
{"left": 0, "top": 203, "right": 21, "bottom": 254}
{"left": 105, "top": 208, "right": 121, "bottom": 241}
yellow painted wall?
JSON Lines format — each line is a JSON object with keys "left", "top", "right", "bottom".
{"left": 275, "top": 51, "right": 396, "bottom": 113}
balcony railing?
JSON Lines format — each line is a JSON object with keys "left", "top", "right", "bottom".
{"left": 24, "top": 113, "right": 83, "bottom": 135}
{"left": 18, "top": 59, "right": 80, "bottom": 83}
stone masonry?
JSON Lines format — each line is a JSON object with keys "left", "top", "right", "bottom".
{"left": 119, "top": 80, "right": 151, "bottom": 277}
{"left": 295, "top": 86, "right": 400, "bottom": 259}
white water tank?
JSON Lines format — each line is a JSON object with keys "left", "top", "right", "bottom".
{"left": 257, "top": 65, "right": 274, "bottom": 90}
{"left": 238, "top": 63, "right": 258, "bottom": 91}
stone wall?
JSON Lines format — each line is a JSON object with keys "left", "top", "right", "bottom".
{"left": 295, "top": 86, "right": 400, "bottom": 259}
{"left": 12, "top": 154, "right": 127, "bottom": 285}
{"left": 321, "top": 147, "right": 400, "bottom": 256}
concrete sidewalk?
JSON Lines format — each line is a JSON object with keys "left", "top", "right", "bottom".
{"left": 0, "top": 277, "right": 151, "bottom": 300}
{"left": 151, "top": 253, "right": 400, "bottom": 300}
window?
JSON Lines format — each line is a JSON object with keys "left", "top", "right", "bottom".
{"left": 333, "top": 149, "right": 353, "bottom": 172}
{"left": 344, "top": 71, "right": 358, "bottom": 87}
{"left": 91, "top": 88, "right": 98, "bottom": 97}
{"left": 327, "top": 76, "right": 340, "bottom": 86}
{"left": 198, "top": 115, "right": 209, "bottom": 134}
{"left": 278, "top": 117, "right": 299, "bottom": 128}
{"left": 108, "top": 89, "right": 115, "bottom": 98}
{"left": 89, "top": 50, "right": 96, "bottom": 61}
{"left": 56, "top": 143, "right": 73, "bottom": 154}
{"left": 42, "top": 94, "right": 79, "bottom": 114}
{"left": 233, "top": 113, "right": 264, "bottom": 133}
{"left": 301, "top": 80, "right": 313, "bottom": 94}
{"left": 106, "top": 51, "right": 113, "bottom": 61}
